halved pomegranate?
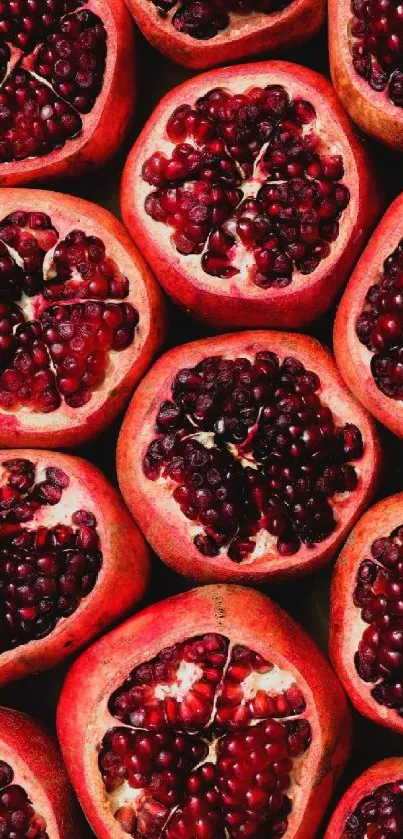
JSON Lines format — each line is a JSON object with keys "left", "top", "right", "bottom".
{"left": 324, "top": 758, "right": 403, "bottom": 838}
{"left": 0, "top": 0, "right": 135, "bottom": 185}
{"left": 329, "top": 492, "right": 403, "bottom": 734}
{"left": 334, "top": 192, "right": 403, "bottom": 439}
{"left": 0, "top": 706, "right": 82, "bottom": 838}
{"left": 117, "top": 331, "right": 381, "bottom": 584}
{"left": 124, "top": 0, "right": 325, "bottom": 70}
{"left": 329, "top": 0, "right": 403, "bottom": 149}
{"left": 0, "top": 188, "right": 165, "bottom": 448}
{"left": 121, "top": 61, "right": 380, "bottom": 330}
{"left": 57, "top": 584, "right": 351, "bottom": 839}
{"left": 0, "top": 448, "right": 149, "bottom": 687}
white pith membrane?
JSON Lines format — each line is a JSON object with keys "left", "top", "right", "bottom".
{"left": 99, "top": 633, "right": 311, "bottom": 839}
{"left": 0, "top": 754, "right": 49, "bottom": 838}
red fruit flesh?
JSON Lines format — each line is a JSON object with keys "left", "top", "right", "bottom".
{"left": 334, "top": 192, "right": 403, "bottom": 438}
{"left": 0, "top": 0, "right": 135, "bottom": 185}
{"left": 0, "top": 449, "right": 149, "bottom": 687}
{"left": 0, "top": 707, "right": 82, "bottom": 838}
{"left": 57, "top": 585, "right": 352, "bottom": 839}
{"left": 329, "top": 0, "right": 403, "bottom": 148}
{"left": 121, "top": 62, "right": 379, "bottom": 330}
{"left": 117, "top": 331, "right": 381, "bottom": 583}
{"left": 125, "top": 0, "right": 325, "bottom": 70}
{"left": 0, "top": 188, "right": 165, "bottom": 448}
{"left": 324, "top": 758, "right": 403, "bottom": 838}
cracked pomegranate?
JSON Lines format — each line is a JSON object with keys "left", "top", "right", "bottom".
{"left": 121, "top": 62, "right": 379, "bottom": 329}
{"left": 124, "top": 0, "right": 325, "bottom": 70}
{"left": 0, "top": 449, "right": 149, "bottom": 687}
{"left": 334, "top": 192, "right": 403, "bottom": 438}
{"left": 0, "top": 0, "right": 135, "bottom": 185}
{"left": 57, "top": 585, "right": 352, "bottom": 839}
{"left": 0, "top": 189, "right": 164, "bottom": 448}
{"left": 117, "top": 331, "right": 381, "bottom": 583}
{"left": 324, "top": 758, "right": 403, "bottom": 839}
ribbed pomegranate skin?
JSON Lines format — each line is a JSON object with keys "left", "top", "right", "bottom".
{"left": 324, "top": 758, "right": 403, "bottom": 838}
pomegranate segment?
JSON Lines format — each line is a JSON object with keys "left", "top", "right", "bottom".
{"left": 324, "top": 759, "right": 403, "bottom": 839}
{"left": 0, "top": 763, "right": 49, "bottom": 838}
{"left": 350, "top": 0, "right": 403, "bottom": 108}
{"left": 149, "top": 0, "right": 293, "bottom": 41}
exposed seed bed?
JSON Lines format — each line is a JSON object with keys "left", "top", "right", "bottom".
{"left": 351, "top": 0, "right": 403, "bottom": 106}
{"left": 147, "top": 0, "right": 294, "bottom": 41}
{"left": 0, "top": 759, "right": 48, "bottom": 838}
{"left": 100, "top": 633, "right": 311, "bottom": 838}
{"left": 142, "top": 84, "right": 350, "bottom": 289}
{"left": 343, "top": 780, "right": 403, "bottom": 837}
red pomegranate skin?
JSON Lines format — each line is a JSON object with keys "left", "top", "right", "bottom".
{"left": 116, "top": 330, "right": 381, "bottom": 584}
{"left": 0, "top": 449, "right": 150, "bottom": 687}
{"left": 0, "top": 0, "right": 136, "bottom": 185}
{"left": 0, "top": 188, "right": 166, "bottom": 449}
{"left": 126, "top": 0, "right": 325, "bottom": 70}
{"left": 324, "top": 758, "right": 403, "bottom": 837}
{"left": 121, "top": 61, "right": 381, "bottom": 330}
{"left": 57, "top": 584, "right": 352, "bottom": 839}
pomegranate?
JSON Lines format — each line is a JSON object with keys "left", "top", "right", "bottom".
{"left": 116, "top": 331, "right": 381, "bottom": 584}
{"left": 329, "top": 0, "right": 403, "bottom": 149}
{"left": 0, "top": 0, "right": 135, "bottom": 186}
{"left": 121, "top": 61, "right": 380, "bottom": 330}
{"left": 0, "top": 706, "right": 82, "bottom": 838}
{"left": 0, "top": 448, "right": 149, "bottom": 687}
{"left": 324, "top": 758, "right": 403, "bottom": 838}
{"left": 57, "top": 584, "right": 351, "bottom": 839}
{"left": 0, "top": 188, "right": 165, "bottom": 448}
{"left": 124, "top": 0, "right": 325, "bottom": 70}
{"left": 333, "top": 192, "right": 403, "bottom": 439}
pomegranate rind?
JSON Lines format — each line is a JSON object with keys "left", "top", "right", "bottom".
{"left": 324, "top": 758, "right": 403, "bottom": 836}
{"left": 0, "top": 0, "right": 136, "bottom": 186}
{"left": 0, "top": 706, "right": 82, "bottom": 838}
{"left": 116, "top": 330, "right": 381, "bottom": 583}
{"left": 334, "top": 193, "right": 403, "bottom": 438}
{"left": 121, "top": 60, "right": 380, "bottom": 330}
{"left": 0, "top": 188, "right": 166, "bottom": 448}
{"left": 125, "top": 0, "right": 325, "bottom": 70}
{"left": 330, "top": 492, "right": 403, "bottom": 734}
{"left": 329, "top": 0, "right": 403, "bottom": 149}
{"left": 0, "top": 449, "right": 150, "bottom": 686}
{"left": 57, "top": 584, "right": 352, "bottom": 839}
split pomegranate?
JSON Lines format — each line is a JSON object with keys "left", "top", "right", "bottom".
{"left": 334, "top": 192, "right": 403, "bottom": 439}
{"left": 324, "top": 758, "right": 403, "bottom": 838}
{"left": 329, "top": 0, "right": 403, "bottom": 148}
{"left": 0, "top": 706, "right": 82, "bottom": 838}
{"left": 57, "top": 585, "right": 351, "bottom": 839}
{"left": 0, "top": 448, "right": 149, "bottom": 687}
{"left": 121, "top": 61, "right": 379, "bottom": 330}
{"left": 0, "top": 0, "right": 135, "bottom": 185}
{"left": 117, "top": 331, "right": 381, "bottom": 583}
{"left": 124, "top": 0, "right": 325, "bottom": 70}
{"left": 0, "top": 188, "right": 165, "bottom": 448}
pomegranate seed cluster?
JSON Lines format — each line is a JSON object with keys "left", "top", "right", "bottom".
{"left": 142, "top": 85, "right": 350, "bottom": 288}
{"left": 0, "top": 211, "right": 139, "bottom": 412}
{"left": 343, "top": 780, "right": 403, "bottom": 838}
{"left": 148, "top": 0, "right": 293, "bottom": 41}
{"left": 143, "top": 352, "right": 364, "bottom": 561}
{"left": 0, "top": 0, "right": 107, "bottom": 161}
{"left": 351, "top": 0, "right": 403, "bottom": 107}
{"left": 0, "top": 760, "right": 48, "bottom": 838}
{"left": 99, "top": 633, "right": 311, "bottom": 838}
{"left": 0, "top": 457, "right": 102, "bottom": 651}
{"left": 356, "top": 237, "right": 403, "bottom": 398}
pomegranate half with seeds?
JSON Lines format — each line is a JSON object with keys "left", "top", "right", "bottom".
{"left": 329, "top": 0, "right": 403, "bottom": 149}
{"left": 121, "top": 61, "right": 379, "bottom": 330}
{"left": 0, "top": 449, "right": 149, "bottom": 686}
{"left": 324, "top": 758, "right": 403, "bottom": 838}
{"left": 0, "top": 706, "right": 82, "bottom": 838}
{"left": 0, "top": 188, "right": 165, "bottom": 448}
{"left": 125, "top": 0, "right": 325, "bottom": 70}
{"left": 329, "top": 492, "right": 403, "bottom": 734}
{"left": 0, "top": 0, "right": 135, "bottom": 185}
{"left": 57, "top": 585, "right": 351, "bottom": 839}
{"left": 117, "top": 331, "right": 381, "bottom": 584}
{"left": 334, "top": 192, "right": 403, "bottom": 438}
